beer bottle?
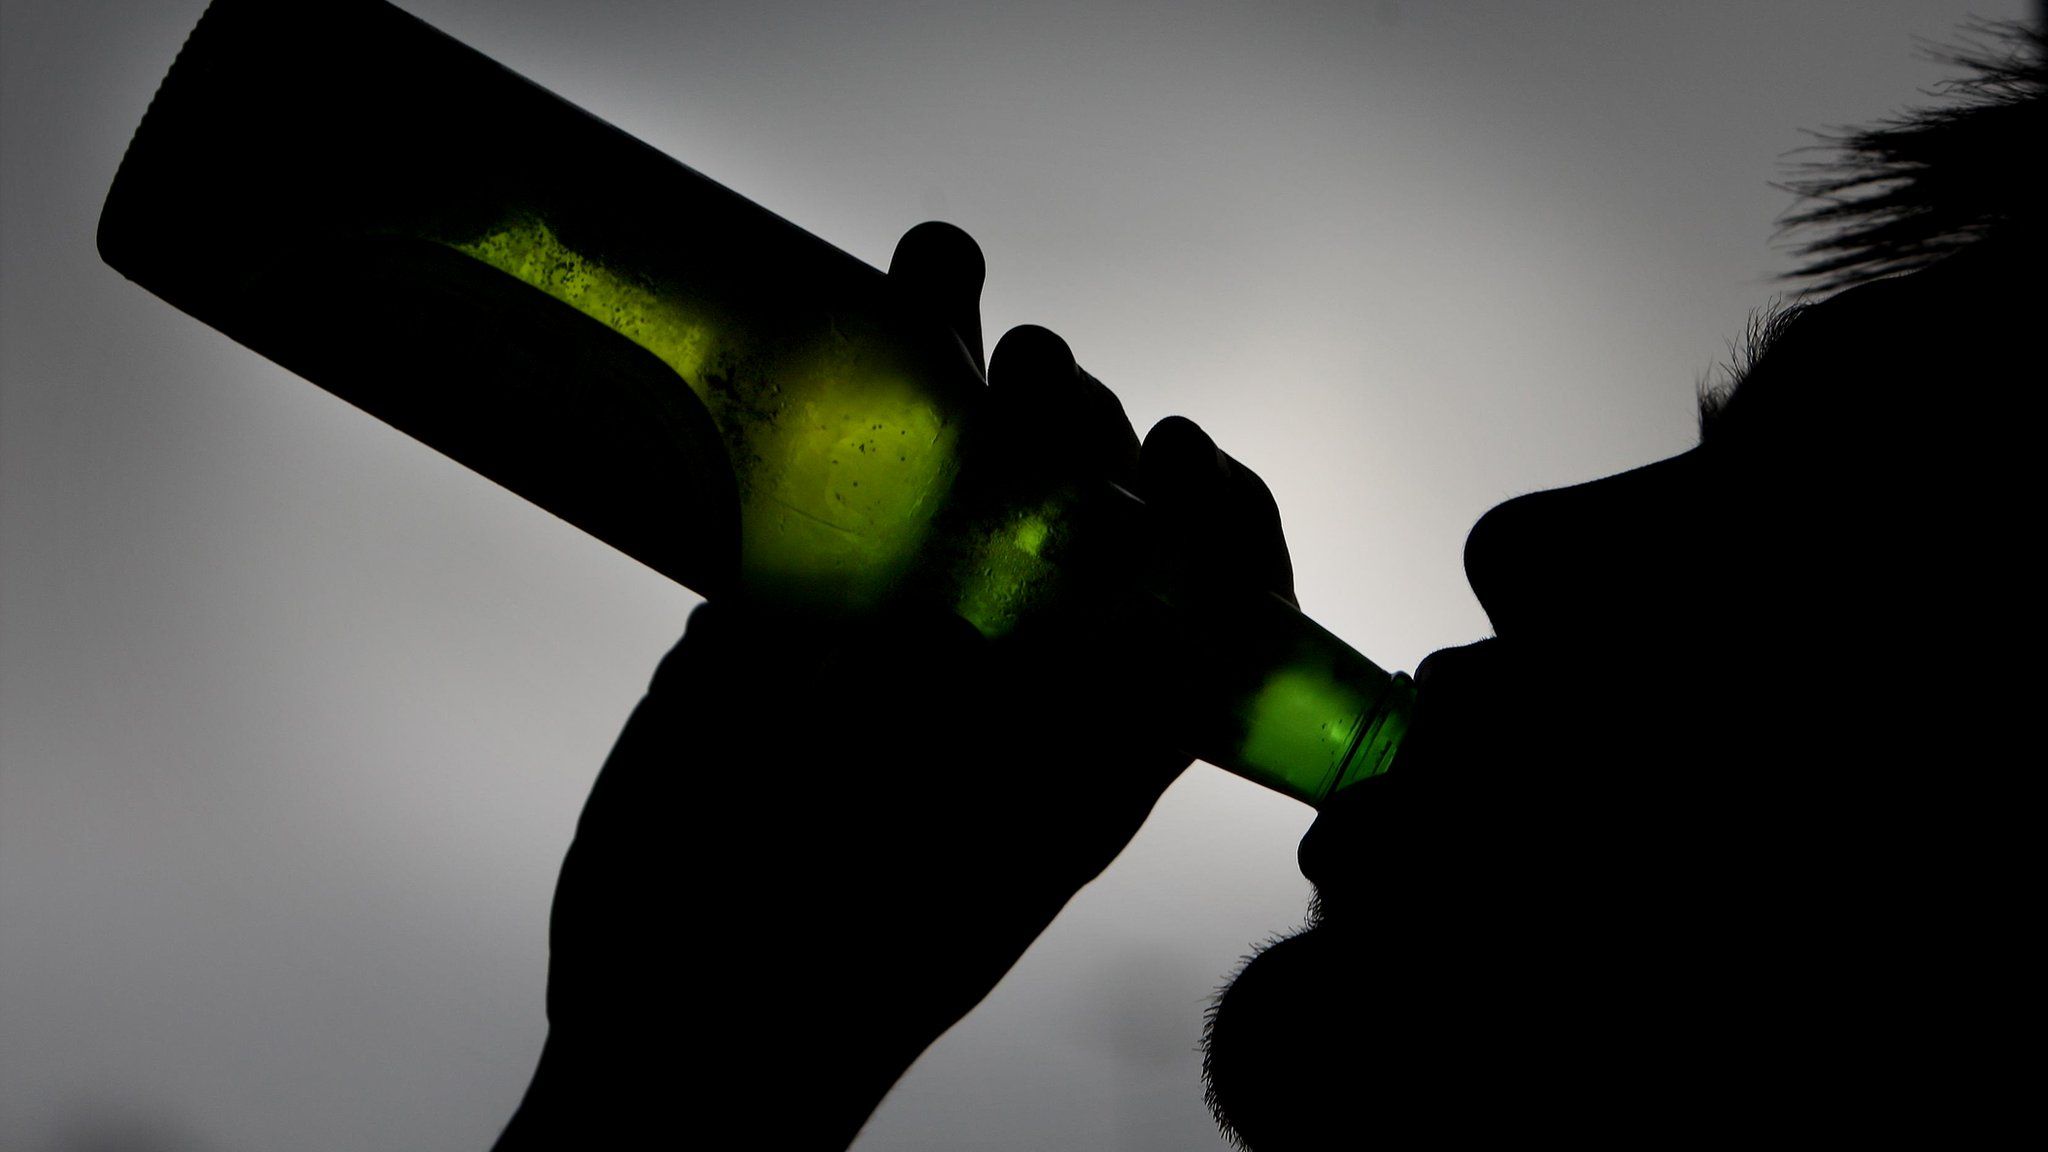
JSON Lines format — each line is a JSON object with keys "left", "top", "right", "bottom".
{"left": 98, "top": 0, "right": 1412, "bottom": 805}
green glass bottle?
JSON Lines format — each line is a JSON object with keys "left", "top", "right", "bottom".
{"left": 98, "top": 0, "right": 1411, "bottom": 805}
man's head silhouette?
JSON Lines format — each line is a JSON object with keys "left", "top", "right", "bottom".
{"left": 1202, "top": 21, "right": 2044, "bottom": 1146}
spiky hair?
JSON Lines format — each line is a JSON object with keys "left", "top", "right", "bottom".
{"left": 1777, "top": 20, "right": 2047, "bottom": 293}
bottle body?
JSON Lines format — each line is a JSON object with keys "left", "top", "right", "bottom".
{"left": 98, "top": 0, "right": 1409, "bottom": 805}
{"left": 452, "top": 215, "right": 1414, "bottom": 802}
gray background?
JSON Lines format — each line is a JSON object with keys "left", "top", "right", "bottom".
{"left": 2, "top": 2, "right": 2024, "bottom": 1148}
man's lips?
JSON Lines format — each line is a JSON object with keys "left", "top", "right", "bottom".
{"left": 1412, "top": 636, "right": 1500, "bottom": 696}
{"left": 1404, "top": 637, "right": 1513, "bottom": 764}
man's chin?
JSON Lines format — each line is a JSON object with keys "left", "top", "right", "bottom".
{"left": 1207, "top": 920, "right": 1639, "bottom": 1146}
{"left": 1203, "top": 926, "right": 1373, "bottom": 1149}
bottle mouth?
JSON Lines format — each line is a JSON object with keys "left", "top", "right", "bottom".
{"left": 1326, "top": 671, "right": 1415, "bottom": 801}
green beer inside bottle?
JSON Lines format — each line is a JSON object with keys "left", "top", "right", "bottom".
{"left": 444, "top": 215, "right": 1409, "bottom": 804}
{"left": 448, "top": 213, "right": 1070, "bottom": 639}
{"left": 454, "top": 215, "right": 966, "bottom": 615}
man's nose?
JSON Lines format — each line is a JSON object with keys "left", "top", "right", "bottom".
{"left": 1461, "top": 450, "right": 1711, "bottom": 647}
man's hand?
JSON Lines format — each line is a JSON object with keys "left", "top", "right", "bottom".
{"left": 497, "top": 223, "right": 1296, "bottom": 1149}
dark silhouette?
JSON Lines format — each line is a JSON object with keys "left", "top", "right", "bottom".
{"left": 499, "top": 21, "right": 2043, "bottom": 1150}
